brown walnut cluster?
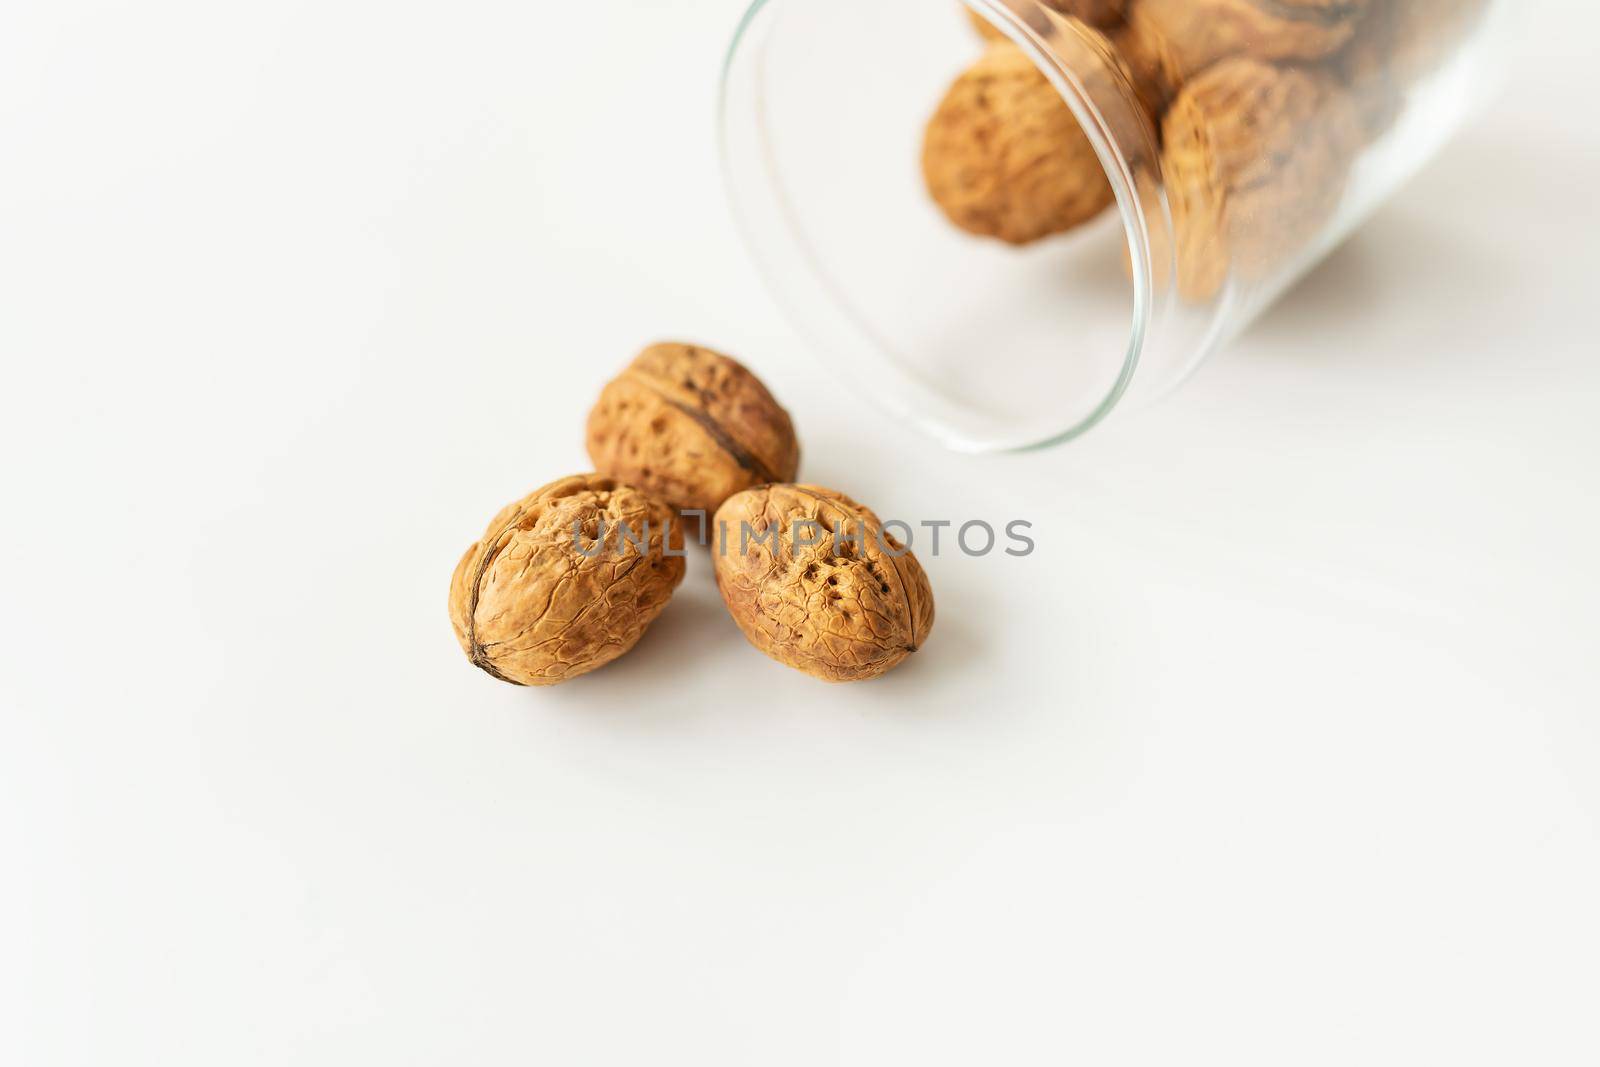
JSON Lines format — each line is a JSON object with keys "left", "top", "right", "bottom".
{"left": 448, "top": 344, "right": 935, "bottom": 688}
{"left": 927, "top": 0, "right": 1489, "bottom": 299}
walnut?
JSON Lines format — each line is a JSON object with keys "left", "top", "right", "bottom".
{"left": 1333, "top": 16, "right": 1406, "bottom": 142}
{"left": 1371, "top": 0, "right": 1489, "bottom": 82}
{"left": 966, "top": 0, "right": 1127, "bottom": 41}
{"left": 1333, "top": 0, "right": 1489, "bottom": 140}
{"left": 586, "top": 343, "right": 801, "bottom": 517}
{"left": 448, "top": 475, "right": 686, "bottom": 686}
{"left": 1120, "top": 0, "right": 1368, "bottom": 100}
{"left": 712, "top": 485, "right": 935, "bottom": 683}
{"left": 967, "top": 6, "right": 1011, "bottom": 41}
{"left": 922, "top": 37, "right": 1119, "bottom": 245}
{"left": 1161, "top": 58, "right": 1360, "bottom": 301}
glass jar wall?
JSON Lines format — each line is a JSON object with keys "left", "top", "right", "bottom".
{"left": 720, "top": 0, "right": 1511, "bottom": 451}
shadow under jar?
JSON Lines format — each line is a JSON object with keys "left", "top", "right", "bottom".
{"left": 720, "top": 0, "right": 1510, "bottom": 451}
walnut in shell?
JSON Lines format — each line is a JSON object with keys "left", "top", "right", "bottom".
{"left": 1161, "top": 58, "right": 1360, "bottom": 301}
{"left": 922, "top": 38, "right": 1118, "bottom": 245}
{"left": 1333, "top": 0, "right": 1489, "bottom": 140}
{"left": 1332, "top": 15, "right": 1407, "bottom": 142}
{"left": 1120, "top": 0, "right": 1368, "bottom": 100}
{"left": 1369, "top": 0, "right": 1489, "bottom": 83}
{"left": 966, "top": 0, "right": 1127, "bottom": 41}
{"left": 713, "top": 485, "right": 935, "bottom": 684}
{"left": 967, "top": 6, "right": 1012, "bottom": 41}
{"left": 586, "top": 343, "right": 800, "bottom": 517}
{"left": 448, "top": 475, "right": 686, "bottom": 687}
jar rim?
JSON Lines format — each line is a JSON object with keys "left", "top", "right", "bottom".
{"left": 958, "top": 0, "right": 1159, "bottom": 448}
{"left": 719, "top": 0, "right": 1172, "bottom": 452}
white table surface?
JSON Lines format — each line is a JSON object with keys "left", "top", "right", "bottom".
{"left": 4, "top": 1, "right": 1598, "bottom": 1063}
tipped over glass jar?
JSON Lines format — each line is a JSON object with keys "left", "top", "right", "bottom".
{"left": 720, "top": 0, "right": 1510, "bottom": 450}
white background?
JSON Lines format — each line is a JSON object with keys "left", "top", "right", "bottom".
{"left": 4, "top": 1, "right": 1599, "bottom": 1063}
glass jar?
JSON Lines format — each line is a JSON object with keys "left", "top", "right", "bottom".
{"left": 720, "top": 0, "right": 1511, "bottom": 451}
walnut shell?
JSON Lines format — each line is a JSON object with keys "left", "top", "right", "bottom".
{"left": 1162, "top": 58, "right": 1360, "bottom": 301}
{"left": 966, "top": 0, "right": 1127, "bottom": 41}
{"left": 1332, "top": 15, "right": 1406, "bottom": 142}
{"left": 922, "top": 38, "right": 1118, "bottom": 245}
{"left": 1370, "top": 0, "right": 1489, "bottom": 82}
{"left": 712, "top": 485, "right": 935, "bottom": 684}
{"left": 586, "top": 343, "right": 801, "bottom": 517}
{"left": 1333, "top": 0, "right": 1489, "bottom": 140}
{"left": 1120, "top": 0, "right": 1368, "bottom": 99}
{"left": 448, "top": 475, "right": 686, "bottom": 687}
{"left": 967, "top": 6, "right": 1011, "bottom": 41}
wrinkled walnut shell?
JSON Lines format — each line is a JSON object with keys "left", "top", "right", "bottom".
{"left": 966, "top": 0, "right": 1127, "bottom": 41}
{"left": 713, "top": 485, "right": 935, "bottom": 684}
{"left": 1332, "top": 16, "right": 1406, "bottom": 142}
{"left": 586, "top": 343, "right": 801, "bottom": 517}
{"left": 922, "top": 37, "right": 1121, "bottom": 245}
{"left": 1120, "top": 0, "right": 1368, "bottom": 100}
{"left": 1367, "top": 0, "right": 1489, "bottom": 83}
{"left": 1332, "top": 0, "right": 1489, "bottom": 141}
{"left": 1162, "top": 58, "right": 1360, "bottom": 301}
{"left": 449, "top": 475, "right": 686, "bottom": 687}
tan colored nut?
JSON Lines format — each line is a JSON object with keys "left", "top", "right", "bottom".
{"left": 968, "top": 6, "right": 1009, "bottom": 41}
{"left": 1162, "top": 58, "right": 1360, "bottom": 302}
{"left": 1120, "top": 0, "right": 1368, "bottom": 99}
{"left": 922, "top": 38, "right": 1118, "bottom": 245}
{"left": 966, "top": 0, "right": 1127, "bottom": 41}
{"left": 713, "top": 485, "right": 935, "bottom": 684}
{"left": 448, "top": 475, "right": 686, "bottom": 687}
{"left": 1332, "top": 16, "right": 1406, "bottom": 142}
{"left": 1058, "top": 0, "right": 1128, "bottom": 26}
{"left": 586, "top": 343, "right": 801, "bottom": 517}
{"left": 1371, "top": 0, "right": 1489, "bottom": 82}
{"left": 1333, "top": 0, "right": 1489, "bottom": 140}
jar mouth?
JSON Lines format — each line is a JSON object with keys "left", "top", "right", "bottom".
{"left": 956, "top": 0, "right": 1157, "bottom": 449}
{"left": 719, "top": 0, "right": 1170, "bottom": 453}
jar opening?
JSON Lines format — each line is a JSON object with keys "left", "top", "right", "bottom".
{"left": 721, "top": 0, "right": 1173, "bottom": 451}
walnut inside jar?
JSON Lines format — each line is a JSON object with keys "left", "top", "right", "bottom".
{"left": 1161, "top": 57, "right": 1361, "bottom": 302}
{"left": 922, "top": 36, "right": 1122, "bottom": 245}
{"left": 966, "top": 0, "right": 1128, "bottom": 41}
{"left": 1119, "top": 0, "right": 1369, "bottom": 102}
{"left": 1332, "top": 0, "right": 1491, "bottom": 141}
